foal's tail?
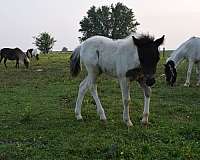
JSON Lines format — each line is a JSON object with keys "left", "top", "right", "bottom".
{"left": 70, "top": 45, "right": 81, "bottom": 77}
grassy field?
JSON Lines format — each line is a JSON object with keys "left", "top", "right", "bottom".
{"left": 0, "top": 53, "right": 199, "bottom": 160}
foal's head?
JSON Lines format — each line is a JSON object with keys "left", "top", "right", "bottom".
{"left": 164, "top": 60, "right": 177, "bottom": 86}
{"left": 133, "top": 35, "right": 165, "bottom": 86}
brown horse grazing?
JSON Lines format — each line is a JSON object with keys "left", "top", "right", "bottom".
{"left": 0, "top": 48, "right": 30, "bottom": 68}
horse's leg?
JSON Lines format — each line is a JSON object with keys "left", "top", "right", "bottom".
{"left": 138, "top": 80, "right": 151, "bottom": 125}
{"left": 36, "top": 54, "right": 39, "bottom": 60}
{"left": 90, "top": 80, "right": 107, "bottom": 121}
{"left": 0, "top": 56, "right": 3, "bottom": 63}
{"left": 184, "top": 59, "right": 194, "bottom": 87}
{"left": 4, "top": 58, "right": 7, "bottom": 68}
{"left": 119, "top": 77, "right": 132, "bottom": 127}
{"left": 75, "top": 76, "right": 90, "bottom": 120}
{"left": 196, "top": 62, "right": 200, "bottom": 86}
{"left": 16, "top": 60, "right": 18, "bottom": 68}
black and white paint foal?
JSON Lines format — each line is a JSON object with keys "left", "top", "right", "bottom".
{"left": 70, "top": 34, "right": 164, "bottom": 126}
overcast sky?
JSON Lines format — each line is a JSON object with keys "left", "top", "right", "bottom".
{"left": 0, "top": 0, "right": 199, "bottom": 51}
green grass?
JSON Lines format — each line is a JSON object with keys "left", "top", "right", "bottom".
{"left": 0, "top": 53, "right": 199, "bottom": 160}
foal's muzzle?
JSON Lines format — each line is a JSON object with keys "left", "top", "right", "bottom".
{"left": 146, "top": 78, "right": 155, "bottom": 86}
{"left": 145, "top": 75, "right": 155, "bottom": 86}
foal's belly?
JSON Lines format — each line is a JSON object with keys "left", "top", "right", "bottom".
{"left": 99, "top": 64, "right": 117, "bottom": 77}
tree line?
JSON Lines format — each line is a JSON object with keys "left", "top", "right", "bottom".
{"left": 34, "top": 3, "right": 138, "bottom": 54}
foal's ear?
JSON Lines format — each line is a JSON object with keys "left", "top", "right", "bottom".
{"left": 132, "top": 36, "right": 141, "bottom": 47}
{"left": 154, "top": 35, "right": 165, "bottom": 47}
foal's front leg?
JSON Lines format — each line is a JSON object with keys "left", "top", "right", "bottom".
{"left": 138, "top": 80, "right": 151, "bottom": 125}
{"left": 90, "top": 84, "right": 107, "bottom": 121}
{"left": 119, "top": 78, "right": 133, "bottom": 127}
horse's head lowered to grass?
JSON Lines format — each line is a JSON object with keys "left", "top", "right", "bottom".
{"left": 0, "top": 48, "right": 30, "bottom": 69}
{"left": 164, "top": 60, "right": 177, "bottom": 86}
{"left": 15, "top": 48, "right": 30, "bottom": 69}
{"left": 132, "top": 35, "right": 165, "bottom": 86}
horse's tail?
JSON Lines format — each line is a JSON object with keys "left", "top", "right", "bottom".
{"left": 0, "top": 49, "right": 2, "bottom": 63}
{"left": 70, "top": 45, "right": 81, "bottom": 77}
{"left": 35, "top": 54, "right": 39, "bottom": 60}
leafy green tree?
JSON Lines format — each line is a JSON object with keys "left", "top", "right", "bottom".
{"left": 33, "top": 32, "right": 56, "bottom": 54}
{"left": 79, "top": 2, "right": 139, "bottom": 41}
{"left": 110, "top": 3, "right": 139, "bottom": 39}
{"left": 61, "top": 47, "right": 68, "bottom": 52}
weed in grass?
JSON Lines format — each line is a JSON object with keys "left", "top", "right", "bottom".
{"left": 20, "top": 105, "right": 32, "bottom": 123}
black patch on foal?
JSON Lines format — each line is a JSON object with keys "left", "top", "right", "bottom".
{"left": 96, "top": 50, "right": 103, "bottom": 75}
{"left": 126, "top": 67, "right": 144, "bottom": 81}
{"left": 132, "top": 34, "right": 165, "bottom": 86}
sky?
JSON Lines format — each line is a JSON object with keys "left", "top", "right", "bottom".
{"left": 0, "top": 0, "right": 200, "bottom": 51}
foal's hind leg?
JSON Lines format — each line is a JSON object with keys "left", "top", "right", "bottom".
{"left": 75, "top": 77, "right": 90, "bottom": 120}
{"left": 90, "top": 83, "right": 107, "bottom": 121}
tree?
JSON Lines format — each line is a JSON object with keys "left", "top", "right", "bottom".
{"left": 33, "top": 32, "right": 56, "bottom": 54}
{"left": 79, "top": 2, "right": 139, "bottom": 41}
{"left": 110, "top": 3, "right": 139, "bottom": 39}
{"left": 61, "top": 47, "right": 68, "bottom": 52}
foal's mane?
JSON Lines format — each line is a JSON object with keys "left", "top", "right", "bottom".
{"left": 137, "top": 34, "right": 155, "bottom": 45}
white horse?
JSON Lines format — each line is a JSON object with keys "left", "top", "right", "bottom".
{"left": 70, "top": 35, "right": 164, "bottom": 126}
{"left": 165, "top": 37, "right": 200, "bottom": 86}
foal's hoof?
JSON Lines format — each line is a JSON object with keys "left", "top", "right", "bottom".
{"left": 141, "top": 121, "right": 148, "bottom": 127}
{"left": 184, "top": 83, "right": 190, "bottom": 87}
{"left": 76, "top": 115, "right": 83, "bottom": 121}
{"left": 100, "top": 119, "right": 107, "bottom": 126}
{"left": 100, "top": 114, "right": 107, "bottom": 121}
{"left": 125, "top": 120, "right": 133, "bottom": 127}
{"left": 100, "top": 118, "right": 107, "bottom": 123}
{"left": 141, "top": 117, "right": 149, "bottom": 127}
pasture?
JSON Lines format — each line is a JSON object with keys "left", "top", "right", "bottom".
{"left": 0, "top": 53, "right": 199, "bottom": 159}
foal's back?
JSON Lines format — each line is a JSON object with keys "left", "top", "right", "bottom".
{"left": 80, "top": 36, "right": 138, "bottom": 77}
